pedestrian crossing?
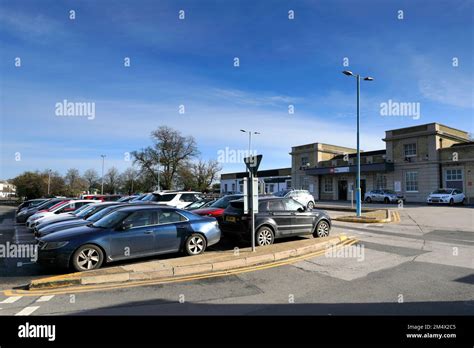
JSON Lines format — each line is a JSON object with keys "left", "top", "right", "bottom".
{"left": 0, "top": 294, "right": 55, "bottom": 316}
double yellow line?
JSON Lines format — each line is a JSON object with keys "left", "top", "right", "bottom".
{"left": 3, "top": 238, "right": 358, "bottom": 297}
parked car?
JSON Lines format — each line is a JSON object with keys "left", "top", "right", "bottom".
{"left": 15, "top": 198, "right": 65, "bottom": 223}
{"left": 192, "top": 194, "right": 243, "bottom": 221}
{"left": 117, "top": 195, "right": 139, "bottom": 202}
{"left": 35, "top": 201, "right": 161, "bottom": 237}
{"left": 36, "top": 205, "right": 221, "bottom": 271}
{"left": 273, "top": 189, "right": 316, "bottom": 209}
{"left": 26, "top": 200, "right": 97, "bottom": 229}
{"left": 185, "top": 198, "right": 216, "bottom": 211}
{"left": 143, "top": 191, "right": 203, "bottom": 209}
{"left": 34, "top": 202, "right": 121, "bottom": 232}
{"left": 426, "top": 189, "right": 465, "bottom": 205}
{"left": 221, "top": 197, "right": 331, "bottom": 246}
{"left": 16, "top": 199, "right": 48, "bottom": 214}
{"left": 364, "top": 190, "right": 405, "bottom": 204}
{"left": 130, "top": 193, "right": 149, "bottom": 202}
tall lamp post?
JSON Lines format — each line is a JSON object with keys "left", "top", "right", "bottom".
{"left": 100, "top": 155, "right": 106, "bottom": 195}
{"left": 240, "top": 129, "right": 260, "bottom": 156}
{"left": 342, "top": 70, "right": 374, "bottom": 217}
{"left": 47, "top": 169, "right": 52, "bottom": 196}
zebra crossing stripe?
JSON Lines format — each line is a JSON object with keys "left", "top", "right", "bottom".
{"left": 0, "top": 296, "right": 22, "bottom": 304}
{"left": 15, "top": 306, "right": 40, "bottom": 316}
{"left": 36, "top": 295, "right": 55, "bottom": 302}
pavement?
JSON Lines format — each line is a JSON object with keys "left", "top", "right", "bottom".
{"left": 0, "top": 203, "right": 472, "bottom": 315}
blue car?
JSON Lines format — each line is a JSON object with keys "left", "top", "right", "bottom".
{"left": 36, "top": 205, "right": 221, "bottom": 272}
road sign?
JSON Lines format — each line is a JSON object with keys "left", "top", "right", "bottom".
{"left": 244, "top": 155, "right": 262, "bottom": 176}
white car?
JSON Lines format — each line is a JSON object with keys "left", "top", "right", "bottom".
{"left": 26, "top": 200, "right": 96, "bottom": 229}
{"left": 145, "top": 191, "right": 203, "bottom": 209}
{"left": 426, "top": 189, "right": 465, "bottom": 205}
{"left": 274, "top": 189, "right": 316, "bottom": 209}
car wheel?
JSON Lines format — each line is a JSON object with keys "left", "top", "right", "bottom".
{"left": 307, "top": 201, "right": 314, "bottom": 209}
{"left": 384, "top": 197, "right": 389, "bottom": 204}
{"left": 449, "top": 198, "right": 454, "bottom": 206}
{"left": 461, "top": 198, "right": 465, "bottom": 205}
{"left": 185, "top": 233, "right": 207, "bottom": 255}
{"left": 365, "top": 197, "right": 372, "bottom": 203}
{"left": 256, "top": 226, "right": 274, "bottom": 246}
{"left": 314, "top": 220, "right": 330, "bottom": 238}
{"left": 72, "top": 244, "right": 104, "bottom": 272}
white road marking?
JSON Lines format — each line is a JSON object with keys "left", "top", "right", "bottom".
{"left": 0, "top": 296, "right": 22, "bottom": 304}
{"left": 36, "top": 295, "right": 54, "bottom": 302}
{"left": 15, "top": 306, "right": 40, "bottom": 316}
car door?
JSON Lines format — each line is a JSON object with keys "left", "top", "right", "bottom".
{"left": 109, "top": 210, "right": 157, "bottom": 260}
{"left": 284, "top": 198, "right": 314, "bottom": 235}
{"left": 453, "top": 190, "right": 463, "bottom": 203}
{"left": 153, "top": 209, "right": 189, "bottom": 253}
{"left": 266, "top": 199, "right": 293, "bottom": 236}
{"left": 371, "top": 190, "right": 380, "bottom": 202}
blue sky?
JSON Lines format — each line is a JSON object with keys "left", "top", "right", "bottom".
{"left": 1, "top": 0, "right": 473, "bottom": 179}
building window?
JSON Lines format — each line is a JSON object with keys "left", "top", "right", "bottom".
{"left": 231, "top": 183, "right": 235, "bottom": 192}
{"left": 445, "top": 169, "right": 463, "bottom": 190}
{"left": 301, "top": 156, "right": 309, "bottom": 167}
{"left": 286, "top": 180, "right": 292, "bottom": 189}
{"left": 405, "top": 172, "right": 418, "bottom": 192}
{"left": 324, "top": 177, "right": 333, "bottom": 192}
{"left": 404, "top": 143, "right": 417, "bottom": 157}
{"left": 376, "top": 174, "right": 387, "bottom": 190}
{"left": 224, "top": 184, "right": 228, "bottom": 192}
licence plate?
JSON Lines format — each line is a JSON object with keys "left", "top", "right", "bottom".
{"left": 225, "top": 216, "right": 236, "bottom": 223}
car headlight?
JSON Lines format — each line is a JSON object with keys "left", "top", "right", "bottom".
{"left": 41, "top": 241, "right": 69, "bottom": 250}
{"left": 18, "top": 211, "right": 26, "bottom": 216}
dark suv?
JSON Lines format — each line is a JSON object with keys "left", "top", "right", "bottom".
{"left": 221, "top": 197, "right": 331, "bottom": 246}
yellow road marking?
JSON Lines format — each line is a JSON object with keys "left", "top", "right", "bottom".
{"left": 3, "top": 238, "right": 358, "bottom": 297}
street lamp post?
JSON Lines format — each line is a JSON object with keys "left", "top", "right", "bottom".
{"left": 342, "top": 70, "right": 374, "bottom": 217}
{"left": 47, "top": 169, "right": 52, "bottom": 196}
{"left": 100, "top": 155, "right": 106, "bottom": 195}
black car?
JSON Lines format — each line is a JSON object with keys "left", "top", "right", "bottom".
{"left": 16, "top": 198, "right": 48, "bottom": 214}
{"left": 15, "top": 198, "right": 65, "bottom": 223}
{"left": 221, "top": 197, "right": 331, "bottom": 246}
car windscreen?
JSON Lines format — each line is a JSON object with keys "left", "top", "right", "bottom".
{"left": 274, "top": 190, "right": 290, "bottom": 197}
{"left": 150, "top": 193, "right": 177, "bottom": 202}
{"left": 75, "top": 204, "right": 101, "bottom": 217}
{"left": 211, "top": 196, "right": 242, "bottom": 209}
{"left": 72, "top": 204, "right": 92, "bottom": 215}
{"left": 92, "top": 211, "right": 130, "bottom": 229}
{"left": 432, "top": 189, "right": 452, "bottom": 194}
{"left": 86, "top": 205, "right": 122, "bottom": 222}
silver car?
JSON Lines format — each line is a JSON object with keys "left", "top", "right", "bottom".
{"left": 364, "top": 189, "right": 405, "bottom": 204}
{"left": 274, "top": 189, "right": 316, "bottom": 209}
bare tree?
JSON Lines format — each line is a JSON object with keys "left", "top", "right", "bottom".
{"left": 105, "top": 167, "right": 120, "bottom": 194}
{"left": 132, "top": 126, "right": 199, "bottom": 190}
{"left": 83, "top": 168, "right": 99, "bottom": 193}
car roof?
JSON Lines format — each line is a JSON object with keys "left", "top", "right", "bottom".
{"left": 152, "top": 191, "right": 200, "bottom": 195}
{"left": 112, "top": 205, "right": 177, "bottom": 212}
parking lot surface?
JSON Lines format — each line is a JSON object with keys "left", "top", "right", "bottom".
{"left": 0, "top": 204, "right": 472, "bottom": 315}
